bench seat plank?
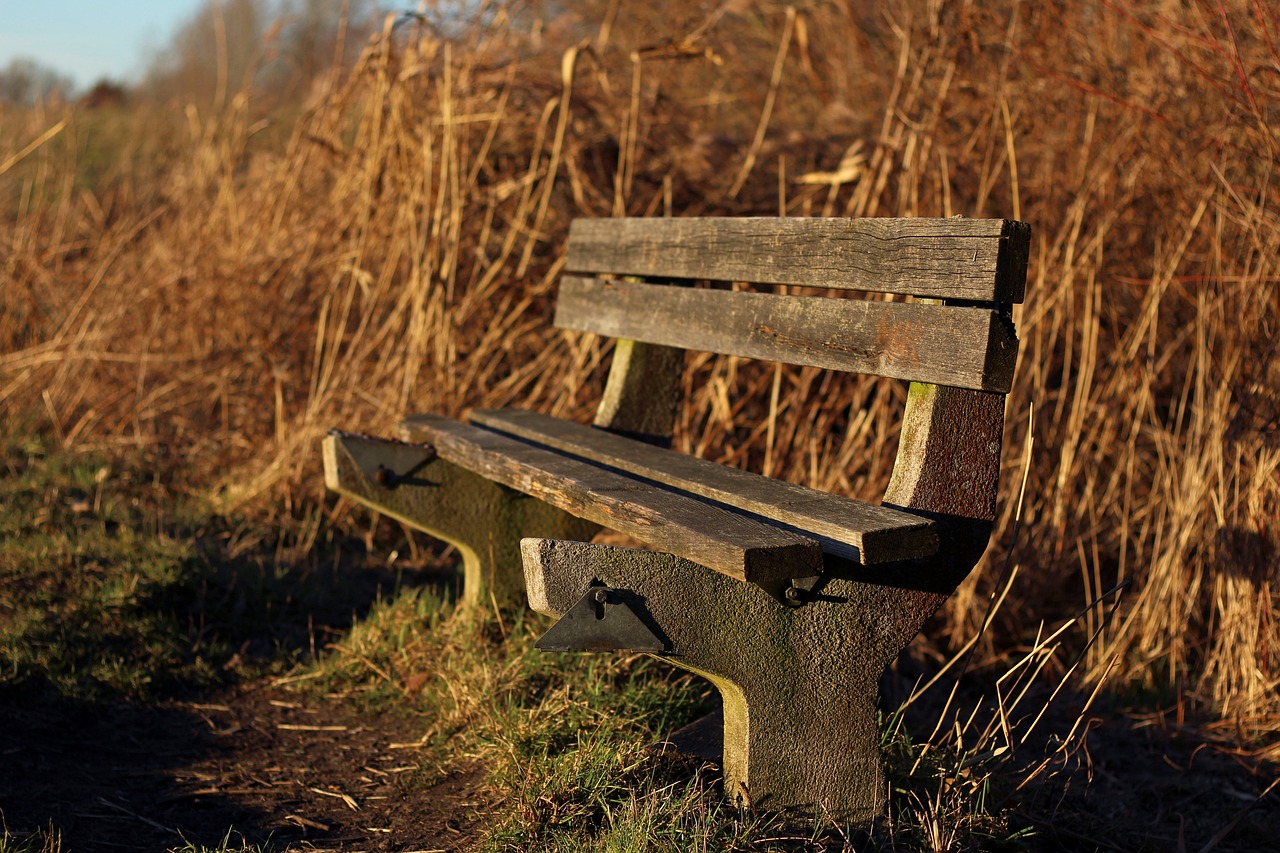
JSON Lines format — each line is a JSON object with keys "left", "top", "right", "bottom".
{"left": 566, "top": 217, "right": 1031, "bottom": 303}
{"left": 469, "top": 408, "right": 939, "bottom": 565}
{"left": 556, "top": 276, "right": 1018, "bottom": 392}
{"left": 400, "top": 414, "right": 823, "bottom": 583}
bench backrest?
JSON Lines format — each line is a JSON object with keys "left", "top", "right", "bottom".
{"left": 558, "top": 217, "right": 1030, "bottom": 394}
{"left": 555, "top": 216, "right": 1032, "bottom": 536}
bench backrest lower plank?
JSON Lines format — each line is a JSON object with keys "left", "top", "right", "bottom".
{"left": 566, "top": 217, "right": 1031, "bottom": 303}
{"left": 555, "top": 275, "right": 1018, "bottom": 393}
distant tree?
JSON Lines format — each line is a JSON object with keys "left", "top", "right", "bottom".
{"left": 80, "top": 79, "right": 130, "bottom": 109}
{"left": 142, "top": 0, "right": 270, "bottom": 105}
{"left": 272, "top": 0, "right": 385, "bottom": 90}
{"left": 0, "top": 57, "right": 75, "bottom": 106}
{"left": 140, "top": 0, "right": 389, "bottom": 106}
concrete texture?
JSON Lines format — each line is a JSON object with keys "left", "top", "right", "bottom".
{"left": 525, "top": 538, "right": 944, "bottom": 821}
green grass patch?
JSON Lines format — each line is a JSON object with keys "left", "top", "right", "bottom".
{"left": 305, "top": 587, "right": 1032, "bottom": 851}
{"left": 0, "top": 825, "right": 61, "bottom": 853}
{"left": 0, "top": 428, "right": 406, "bottom": 704}
{"left": 0, "top": 105, "right": 190, "bottom": 213}
{"left": 0, "top": 431, "right": 222, "bottom": 700}
{"left": 307, "top": 592, "right": 774, "bottom": 849}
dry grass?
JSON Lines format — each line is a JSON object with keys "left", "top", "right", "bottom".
{"left": 2, "top": 0, "right": 1277, "bottom": 765}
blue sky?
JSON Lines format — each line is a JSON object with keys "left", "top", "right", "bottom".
{"left": 0, "top": 0, "right": 207, "bottom": 88}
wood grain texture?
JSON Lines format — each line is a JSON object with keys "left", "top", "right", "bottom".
{"left": 471, "top": 408, "right": 939, "bottom": 565}
{"left": 555, "top": 276, "right": 1019, "bottom": 392}
{"left": 566, "top": 217, "right": 1031, "bottom": 303}
{"left": 401, "top": 414, "right": 822, "bottom": 582}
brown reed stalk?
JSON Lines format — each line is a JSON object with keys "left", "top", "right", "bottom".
{"left": 1, "top": 0, "right": 1277, "bottom": 747}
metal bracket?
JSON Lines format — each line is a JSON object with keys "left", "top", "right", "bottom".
{"left": 326, "top": 430, "right": 437, "bottom": 490}
{"left": 534, "top": 584, "right": 670, "bottom": 653}
{"left": 774, "top": 574, "right": 816, "bottom": 607}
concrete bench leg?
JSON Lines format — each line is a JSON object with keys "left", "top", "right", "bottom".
{"left": 323, "top": 432, "right": 599, "bottom": 609}
{"left": 523, "top": 537, "right": 952, "bottom": 822}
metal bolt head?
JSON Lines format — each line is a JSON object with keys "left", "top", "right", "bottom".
{"left": 592, "top": 588, "right": 609, "bottom": 605}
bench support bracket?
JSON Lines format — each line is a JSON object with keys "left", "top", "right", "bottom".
{"left": 323, "top": 431, "right": 599, "bottom": 609}
{"left": 523, "top": 537, "right": 958, "bottom": 822}
{"left": 534, "top": 585, "right": 670, "bottom": 653}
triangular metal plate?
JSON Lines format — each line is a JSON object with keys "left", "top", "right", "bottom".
{"left": 535, "top": 586, "right": 668, "bottom": 653}
{"left": 328, "top": 429, "right": 437, "bottom": 490}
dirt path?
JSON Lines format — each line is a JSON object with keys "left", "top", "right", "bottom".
{"left": 0, "top": 681, "right": 489, "bottom": 852}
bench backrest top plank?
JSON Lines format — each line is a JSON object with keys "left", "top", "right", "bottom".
{"left": 566, "top": 217, "right": 1031, "bottom": 303}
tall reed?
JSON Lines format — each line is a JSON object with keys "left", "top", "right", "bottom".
{"left": 1, "top": 0, "right": 1276, "bottom": 744}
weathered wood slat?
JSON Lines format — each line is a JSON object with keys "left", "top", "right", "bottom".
{"left": 400, "top": 414, "right": 822, "bottom": 583}
{"left": 555, "top": 276, "right": 1018, "bottom": 392}
{"left": 566, "top": 217, "right": 1031, "bottom": 303}
{"left": 470, "top": 409, "right": 939, "bottom": 565}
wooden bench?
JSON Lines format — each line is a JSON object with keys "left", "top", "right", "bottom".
{"left": 323, "top": 215, "right": 1031, "bottom": 821}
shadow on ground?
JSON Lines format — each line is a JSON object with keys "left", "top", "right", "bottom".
{"left": 0, "top": 509, "right": 487, "bottom": 852}
{"left": 883, "top": 654, "right": 1280, "bottom": 853}
{"left": 0, "top": 681, "right": 488, "bottom": 851}
{"left": 1, "top": 693, "right": 269, "bottom": 849}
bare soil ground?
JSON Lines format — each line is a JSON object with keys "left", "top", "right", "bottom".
{"left": 0, "top": 681, "right": 490, "bottom": 852}
{"left": 5, "top": 666, "right": 1278, "bottom": 852}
